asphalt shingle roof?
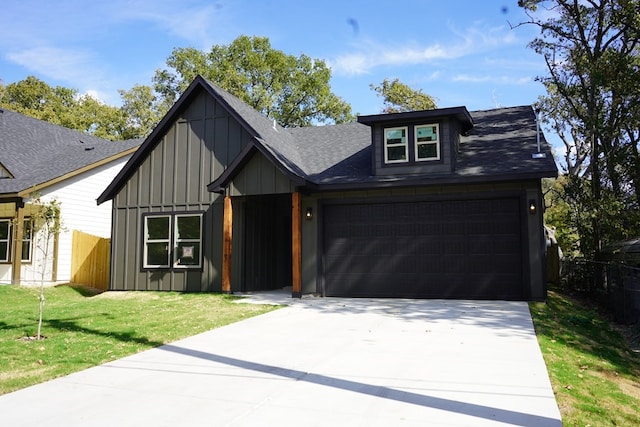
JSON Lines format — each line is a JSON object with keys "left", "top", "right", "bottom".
{"left": 203, "top": 77, "right": 557, "bottom": 189}
{"left": 0, "top": 109, "right": 142, "bottom": 195}
{"left": 102, "top": 77, "right": 558, "bottom": 201}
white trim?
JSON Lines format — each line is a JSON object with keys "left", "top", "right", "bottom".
{"left": 384, "top": 126, "right": 409, "bottom": 164}
{"left": 414, "top": 123, "right": 440, "bottom": 161}
{"left": 0, "top": 219, "right": 9, "bottom": 262}
{"left": 143, "top": 215, "right": 171, "bottom": 268}
{"left": 173, "top": 213, "right": 203, "bottom": 268}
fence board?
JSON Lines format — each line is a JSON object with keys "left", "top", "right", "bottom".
{"left": 71, "top": 230, "right": 110, "bottom": 291}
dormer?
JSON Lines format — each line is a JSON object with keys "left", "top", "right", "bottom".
{"left": 358, "top": 107, "right": 473, "bottom": 176}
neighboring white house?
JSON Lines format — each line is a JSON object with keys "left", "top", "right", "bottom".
{"left": 0, "top": 108, "right": 141, "bottom": 285}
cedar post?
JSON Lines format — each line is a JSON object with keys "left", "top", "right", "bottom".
{"left": 11, "top": 200, "right": 24, "bottom": 285}
{"left": 292, "top": 192, "right": 302, "bottom": 298}
{"left": 222, "top": 195, "right": 232, "bottom": 293}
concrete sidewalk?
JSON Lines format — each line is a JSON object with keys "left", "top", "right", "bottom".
{"left": 0, "top": 296, "right": 562, "bottom": 426}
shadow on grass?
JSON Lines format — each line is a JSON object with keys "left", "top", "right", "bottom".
{"left": 57, "top": 284, "right": 104, "bottom": 297}
{"left": 530, "top": 289, "right": 640, "bottom": 377}
{"left": 42, "top": 318, "right": 164, "bottom": 348}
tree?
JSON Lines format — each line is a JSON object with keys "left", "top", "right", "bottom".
{"left": 26, "top": 196, "right": 65, "bottom": 340}
{"left": 118, "top": 84, "right": 171, "bottom": 139}
{"left": 0, "top": 76, "right": 129, "bottom": 141}
{"left": 518, "top": 0, "right": 640, "bottom": 258}
{"left": 370, "top": 78, "right": 437, "bottom": 113}
{"left": 153, "top": 35, "right": 355, "bottom": 127}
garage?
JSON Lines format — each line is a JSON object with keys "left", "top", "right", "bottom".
{"left": 322, "top": 197, "right": 525, "bottom": 300}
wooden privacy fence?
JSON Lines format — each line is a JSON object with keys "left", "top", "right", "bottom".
{"left": 71, "top": 230, "right": 110, "bottom": 291}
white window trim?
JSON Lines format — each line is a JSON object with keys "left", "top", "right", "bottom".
{"left": 143, "top": 214, "right": 171, "bottom": 268}
{"left": 143, "top": 213, "right": 203, "bottom": 269}
{"left": 21, "top": 218, "right": 32, "bottom": 262}
{"left": 0, "top": 219, "right": 10, "bottom": 262}
{"left": 173, "top": 213, "right": 203, "bottom": 269}
{"left": 384, "top": 126, "right": 409, "bottom": 164}
{"left": 415, "top": 123, "right": 440, "bottom": 161}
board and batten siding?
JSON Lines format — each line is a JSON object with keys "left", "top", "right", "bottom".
{"left": 110, "top": 89, "right": 251, "bottom": 292}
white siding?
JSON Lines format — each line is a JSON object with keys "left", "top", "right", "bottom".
{"left": 20, "top": 156, "right": 131, "bottom": 283}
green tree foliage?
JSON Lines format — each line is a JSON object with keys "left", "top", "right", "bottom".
{"left": 519, "top": 0, "right": 640, "bottom": 258}
{"left": 153, "top": 35, "right": 354, "bottom": 127}
{"left": 370, "top": 78, "right": 437, "bottom": 113}
{"left": 0, "top": 76, "right": 130, "bottom": 141}
{"left": 118, "top": 84, "right": 171, "bottom": 139}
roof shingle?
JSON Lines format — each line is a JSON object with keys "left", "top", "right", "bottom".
{"left": 0, "top": 109, "right": 142, "bottom": 195}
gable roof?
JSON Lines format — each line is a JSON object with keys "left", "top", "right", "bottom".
{"left": 0, "top": 108, "right": 142, "bottom": 197}
{"left": 210, "top": 104, "right": 558, "bottom": 191}
{"left": 99, "top": 76, "right": 558, "bottom": 202}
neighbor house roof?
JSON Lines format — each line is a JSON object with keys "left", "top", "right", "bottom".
{"left": 0, "top": 108, "right": 142, "bottom": 197}
{"left": 98, "top": 76, "right": 557, "bottom": 203}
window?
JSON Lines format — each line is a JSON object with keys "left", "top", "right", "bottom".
{"left": 0, "top": 219, "right": 33, "bottom": 263}
{"left": 415, "top": 124, "right": 440, "bottom": 161}
{"left": 384, "top": 127, "right": 408, "bottom": 163}
{"left": 21, "top": 219, "right": 32, "bottom": 262}
{"left": 143, "top": 213, "right": 203, "bottom": 269}
{"left": 0, "top": 220, "right": 9, "bottom": 262}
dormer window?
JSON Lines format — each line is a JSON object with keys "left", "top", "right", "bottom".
{"left": 415, "top": 124, "right": 440, "bottom": 161}
{"left": 384, "top": 127, "right": 408, "bottom": 163}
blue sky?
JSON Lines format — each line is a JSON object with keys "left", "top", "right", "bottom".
{"left": 0, "top": 1, "right": 552, "bottom": 127}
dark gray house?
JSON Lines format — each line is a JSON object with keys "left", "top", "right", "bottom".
{"left": 98, "top": 76, "right": 558, "bottom": 300}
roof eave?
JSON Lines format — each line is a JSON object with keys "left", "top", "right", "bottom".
{"left": 207, "top": 139, "right": 311, "bottom": 193}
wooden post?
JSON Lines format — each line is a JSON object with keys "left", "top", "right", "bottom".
{"left": 291, "top": 192, "right": 302, "bottom": 298}
{"left": 222, "top": 195, "right": 233, "bottom": 293}
{"left": 11, "top": 201, "right": 24, "bottom": 285}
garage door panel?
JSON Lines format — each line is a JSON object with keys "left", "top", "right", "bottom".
{"left": 323, "top": 198, "right": 524, "bottom": 299}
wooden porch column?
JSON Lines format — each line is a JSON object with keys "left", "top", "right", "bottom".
{"left": 11, "top": 201, "right": 24, "bottom": 285}
{"left": 222, "top": 195, "right": 233, "bottom": 293}
{"left": 291, "top": 192, "right": 302, "bottom": 298}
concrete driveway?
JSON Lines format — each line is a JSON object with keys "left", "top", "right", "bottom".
{"left": 0, "top": 295, "right": 561, "bottom": 426}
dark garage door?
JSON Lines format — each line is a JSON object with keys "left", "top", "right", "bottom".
{"left": 323, "top": 198, "right": 524, "bottom": 299}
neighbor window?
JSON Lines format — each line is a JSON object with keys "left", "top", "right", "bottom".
{"left": 21, "top": 219, "right": 32, "bottom": 262}
{"left": 0, "top": 219, "right": 33, "bottom": 263}
{"left": 143, "top": 213, "right": 203, "bottom": 269}
{"left": 415, "top": 124, "right": 440, "bottom": 161}
{"left": 0, "top": 220, "right": 9, "bottom": 262}
{"left": 384, "top": 127, "right": 408, "bottom": 163}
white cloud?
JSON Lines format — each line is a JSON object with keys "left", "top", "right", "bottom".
{"left": 329, "top": 23, "right": 521, "bottom": 76}
{"left": 452, "top": 74, "right": 532, "bottom": 85}
{"left": 6, "top": 46, "right": 101, "bottom": 82}
{"left": 107, "top": 0, "right": 226, "bottom": 49}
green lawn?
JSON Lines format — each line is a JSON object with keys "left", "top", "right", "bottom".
{"left": 2, "top": 284, "right": 640, "bottom": 425}
{"left": 0, "top": 285, "right": 278, "bottom": 395}
{"left": 530, "top": 289, "right": 640, "bottom": 426}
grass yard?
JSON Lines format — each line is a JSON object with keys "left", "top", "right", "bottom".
{"left": 530, "top": 289, "right": 640, "bottom": 426}
{"left": 0, "top": 285, "right": 279, "bottom": 395}
{"left": 2, "top": 284, "right": 640, "bottom": 425}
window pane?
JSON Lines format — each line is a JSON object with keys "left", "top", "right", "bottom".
{"left": 417, "top": 126, "right": 438, "bottom": 142}
{"left": 176, "top": 242, "right": 200, "bottom": 266}
{"left": 146, "top": 242, "right": 169, "bottom": 266}
{"left": 0, "top": 221, "right": 8, "bottom": 239}
{"left": 387, "top": 146, "right": 407, "bottom": 161}
{"left": 177, "top": 216, "right": 201, "bottom": 239}
{"left": 385, "top": 128, "right": 406, "bottom": 144}
{"left": 147, "top": 216, "right": 169, "bottom": 239}
{"left": 418, "top": 143, "right": 438, "bottom": 159}
{"left": 23, "top": 220, "right": 32, "bottom": 239}
{"left": 21, "top": 242, "right": 31, "bottom": 261}
{"left": 0, "top": 242, "right": 7, "bottom": 262}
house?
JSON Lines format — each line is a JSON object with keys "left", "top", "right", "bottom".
{"left": 98, "top": 76, "right": 558, "bottom": 300}
{"left": 0, "top": 108, "right": 142, "bottom": 285}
